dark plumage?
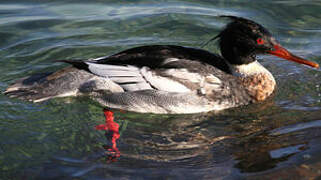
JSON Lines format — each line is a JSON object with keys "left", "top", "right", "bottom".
{"left": 216, "top": 16, "right": 274, "bottom": 65}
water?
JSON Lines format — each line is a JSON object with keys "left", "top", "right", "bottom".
{"left": 1, "top": 0, "right": 321, "bottom": 179}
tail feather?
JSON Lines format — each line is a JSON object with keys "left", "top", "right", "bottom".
{"left": 4, "top": 66, "right": 92, "bottom": 102}
{"left": 4, "top": 89, "right": 52, "bottom": 102}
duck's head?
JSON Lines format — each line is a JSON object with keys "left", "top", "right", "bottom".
{"left": 216, "top": 16, "right": 319, "bottom": 68}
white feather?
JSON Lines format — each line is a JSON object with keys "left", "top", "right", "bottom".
{"left": 163, "top": 68, "right": 203, "bottom": 83}
{"left": 140, "top": 67, "right": 191, "bottom": 92}
{"left": 109, "top": 76, "right": 146, "bottom": 83}
{"left": 161, "top": 58, "right": 180, "bottom": 65}
{"left": 121, "top": 83, "right": 153, "bottom": 91}
{"left": 86, "top": 62, "right": 140, "bottom": 77}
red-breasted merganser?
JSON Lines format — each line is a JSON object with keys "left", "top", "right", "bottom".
{"left": 4, "top": 16, "right": 319, "bottom": 114}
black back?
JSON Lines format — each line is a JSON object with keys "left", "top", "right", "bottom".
{"left": 96, "top": 45, "right": 231, "bottom": 73}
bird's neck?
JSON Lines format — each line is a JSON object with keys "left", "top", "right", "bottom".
{"left": 229, "top": 61, "right": 276, "bottom": 101}
{"left": 229, "top": 61, "right": 272, "bottom": 77}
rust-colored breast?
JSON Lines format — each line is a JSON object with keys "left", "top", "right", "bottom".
{"left": 241, "top": 73, "right": 276, "bottom": 101}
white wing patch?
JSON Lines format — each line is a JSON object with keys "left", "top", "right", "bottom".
{"left": 163, "top": 68, "right": 203, "bottom": 83}
{"left": 85, "top": 60, "right": 223, "bottom": 93}
{"left": 85, "top": 61, "right": 194, "bottom": 92}
{"left": 86, "top": 63, "right": 141, "bottom": 77}
{"left": 86, "top": 62, "right": 153, "bottom": 91}
{"left": 140, "top": 67, "right": 190, "bottom": 92}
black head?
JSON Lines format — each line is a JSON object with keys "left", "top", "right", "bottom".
{"left": 214, "top": 16, "right": 318, "bottom": 68}
{"left": 216, "top": 16, "right": 276, "bottom": 65}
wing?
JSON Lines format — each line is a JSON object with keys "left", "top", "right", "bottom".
{"left": 83, "top": 60, "right": 201, "bottom": 92}
{"left": 61, "top": 45, "right": 230, "bottom": 93}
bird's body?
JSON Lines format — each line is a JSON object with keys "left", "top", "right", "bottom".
{"left": 4, "top": 16, "right": 318, "bottom": 114}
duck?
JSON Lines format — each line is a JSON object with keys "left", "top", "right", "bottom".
{"left": 4, "top": 16, "right": 319, "bottom": 114}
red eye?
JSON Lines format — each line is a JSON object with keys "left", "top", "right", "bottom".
{"left": 257, "top": 38, "right": 264, "bottom": 45}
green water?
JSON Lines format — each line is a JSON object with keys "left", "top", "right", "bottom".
{"left": 1, "top": 1, "right": 321, "bottom": 179}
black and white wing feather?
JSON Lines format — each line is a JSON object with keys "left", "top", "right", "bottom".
{"left": 61, "top": 45, "right": 230, "bottom": 94}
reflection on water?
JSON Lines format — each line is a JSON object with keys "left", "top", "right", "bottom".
{"left": 1, "top": 0, "right": 321, "bottom": 179}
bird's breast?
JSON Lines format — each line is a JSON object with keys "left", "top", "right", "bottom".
{"left": 241, "top": 73, "right": 276, "bottom": 101}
